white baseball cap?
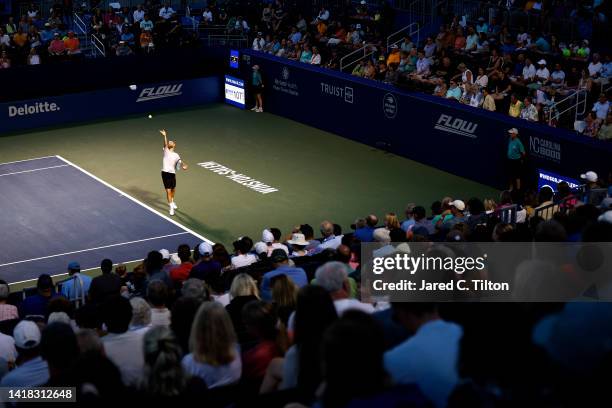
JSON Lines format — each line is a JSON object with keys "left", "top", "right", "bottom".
{"left": 198, "top": 242, "right": 213, "bottom": 256}
{"left": 537, "top": 59, "right": 547, "bottom": 65}
{"left": 450, "top": 200, "right": 466, "bottom": 211}
{"left": 262, "top": 229, "right": 274, "bottom": 243}
{"left": 508, "top": 128, "right": 519, "bottom": 134}
{"left": 158, "top": 249, "right": 170, "bottom": 260}
{"left": 598, "top": 210, "right": 612, "bottom": 224}
{"left": 254, "top": 242, "right": 268, "bottom": 255}
{"left": 13, "top": 321, "right": 41, "bottom": 349}
{"left": 580, "top": 171, "right": 598, "bottom": 183}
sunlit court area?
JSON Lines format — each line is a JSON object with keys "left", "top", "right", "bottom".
{"left": 0, "top": 0, "right": 611, "bottom": 406}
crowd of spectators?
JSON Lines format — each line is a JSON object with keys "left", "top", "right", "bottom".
{"left": 241, "top": 0, "right": 611, "bottom": 138}
{"left": 0, "top": 1, "right": 200, "bottom": 67}
{"left": 0, "top": 172, "right": 611, "bottom": 405}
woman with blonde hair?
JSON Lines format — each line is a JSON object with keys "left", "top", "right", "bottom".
{"left": 271, "top": 274, "right": 298, "bottom": 327}
{"left": 181, "top": 302, "right": 241, "bottom": 388}
{"left": 484, "top": 199, "right": 497, "bottom": 214}
{"left": 226, "top": 274, "right": 261, "bottom": 344}
{"left": 384, "top": 213, "right": 401, "bottom": 230}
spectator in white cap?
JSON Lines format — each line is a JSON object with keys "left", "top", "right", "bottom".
{"left": 534, "top": 59, "right": 550, "bottom": 84}
{"left": 254, "top": 242, "right": 269, "bottom": 259}
{"left": 0, "top": 321, "right": 49, "bottom": 387}
{"left": 287, "top": 233, "right": 310, "bottom": 257}
{"left": 252, "top": 31, "right": 265, "bottom": 51}
{"left": 580, "top": 171, "right": 599, "bottom": 188}
{"left": 189, "top": 242, "right": 221, "bottom": 282}
{"left": 599, "top": 211, "right": 612, "bottom": 224}
{"left": 440, "top": 200, "right": 466, "bottom": 232}
{"left": 257, "top": 229, "right": 289, "bottom": 256}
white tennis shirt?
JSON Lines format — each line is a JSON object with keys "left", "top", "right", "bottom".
{"left": 162, "top": 147, "right": 180, "bottom": 173}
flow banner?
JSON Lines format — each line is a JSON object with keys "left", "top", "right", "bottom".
{"left": 1, "top": 77, "right": 221, "bottom": 134}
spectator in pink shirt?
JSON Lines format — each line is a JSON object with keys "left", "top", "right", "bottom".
{"left": 48, "top": 32, "right": 66, "bottom": 55}
{"left": 0, "top": 281, "right": 18, "bottom": 322}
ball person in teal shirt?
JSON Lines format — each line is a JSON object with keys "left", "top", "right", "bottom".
{"left": 507, "top": 128, "right": 526, "bottom": 191}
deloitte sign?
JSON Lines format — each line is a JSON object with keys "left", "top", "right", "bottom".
{"left": 8, "top": 101, "right": 60, "bottom": 117}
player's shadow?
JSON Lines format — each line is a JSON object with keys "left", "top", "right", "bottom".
{"left": 121, "top": 185, "right": 235, "bottom": 244}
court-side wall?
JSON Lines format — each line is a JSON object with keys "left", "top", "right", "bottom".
{"left": 0, "top": 77, "right": 221, "bottom": 134}
{"left": 240, "top": 50, "right": 612, "bottom": 190}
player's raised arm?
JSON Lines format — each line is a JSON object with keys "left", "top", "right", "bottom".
{"left": 160, "top": 129, "right": 168, "bottom": 148}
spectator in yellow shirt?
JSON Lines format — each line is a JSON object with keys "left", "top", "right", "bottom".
{"left": 387, "top": 44, "right": 400, "bottom": 66}
{"left": 508, "top": 93, "right": 523, "bottom": 118}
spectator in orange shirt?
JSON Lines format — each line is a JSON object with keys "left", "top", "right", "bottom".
{"left": 169, "top": 244, "right": 193, "bottom": 284}
{"left": 140, "top": 30, "right": 154, "bottom": 51}
{"left": 12, "top": 28, "right": 29, "bottom": 50}
{"left": 454, "top": 27, "right": 466, "bottom": 50}
{"left": 48, "top": 32, "right": 66, "bottom": 55}
{"left": 387, "top": 44, "right": 400, "bottom": 65}
{"left": 64, "top": 31, "right": 81, "bottom": 54}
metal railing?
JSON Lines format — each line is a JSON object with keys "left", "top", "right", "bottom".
{"left": 73, "top": 12, "right": 88, "bottom": 36}
{"left": 91, "top": 34, "right": 106, "bottom": 57}
{"left": 407, "top": 0, "right": 448, "bottom": 25}
{"left": 206, "top": 35, "right": 248, "bottom": 49}
{"left": 386, "top": 22, "right": 420, "bottom": 52}
{"left": 547, "top": 87, "right": 588, "bottom": 126}
{"left": 498, "top": 204, "right": 518, "bottom": 225}
{"left": 73, "top": 12, "right": 90, "bottom": 53}
{"left": 339, "top": 42, "right": 376, "bottom": 72}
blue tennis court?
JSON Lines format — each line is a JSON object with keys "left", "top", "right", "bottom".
{"left": 0, "top": 155, "right": 208, "bottom": 285}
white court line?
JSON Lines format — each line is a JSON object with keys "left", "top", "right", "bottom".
{"left": 0, "top": 164, "right": 70, "bottom": 177}
{"left": 0, "top": 155, "right": 59, "bottom": 167}
{"left": 55, "top": 155, "right": 213, "bottom": 244}
{"left": 0, "top": 232, "right": 190, "bottom": 268}
{"left": 8, "top": 257, "right": 154, "bottom": 286}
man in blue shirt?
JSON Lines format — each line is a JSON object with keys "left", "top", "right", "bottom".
{"left": 1, "top": 321, "right": 49, "bottom": 387}
{"left": 507, "top": 128, "right": 526, "bottom": 191}
{"left": 384, "top": 303, "right": 462, "bottom": 408}
{"left": 354, "top": 214, "right": 377, "bottom": 242}
{"left": 19, "top": 274, "right": 56, "bottom": 318}
{"left": 60, "top": 262, "right": 92, "bottom": 303}
{"left": 260, "top": 249, "right": 307, "bottom": 301}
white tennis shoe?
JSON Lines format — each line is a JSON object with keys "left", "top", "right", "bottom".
{"left": 171, "top": 201, "right": 178, "bottom": 209}
{"left": 169, "top": 206, "right": 175, "bottom": 216}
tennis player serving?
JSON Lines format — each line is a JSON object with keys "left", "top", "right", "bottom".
{"left": 160, "top": 129, "right": 188, "bottom": 216}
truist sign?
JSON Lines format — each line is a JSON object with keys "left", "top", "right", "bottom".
{"left": 434, "top": 114, "right": 478, "bottom": 138}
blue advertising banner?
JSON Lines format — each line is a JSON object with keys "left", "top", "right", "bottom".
{"left": 241, "top": 51, "right": 612, "bottom": 189}
{"left": 224, "top": 75, "right": 246, "bottom": 109}
{"left": 1, "top": 77, "right": 221, "bottom": 134}
{"left": 537, "top": 169, "right": 581, "bottom": 192}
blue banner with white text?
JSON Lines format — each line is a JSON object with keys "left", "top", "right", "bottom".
{"left": 1, "top": 77, "right": 221, "bottom": 134}
{"left": 241, "top": 51, "right": 612, "bottom": 189}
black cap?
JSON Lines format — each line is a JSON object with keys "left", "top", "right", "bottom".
{"left": 270, "top": 249, "right": 288, "bottom": 263}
